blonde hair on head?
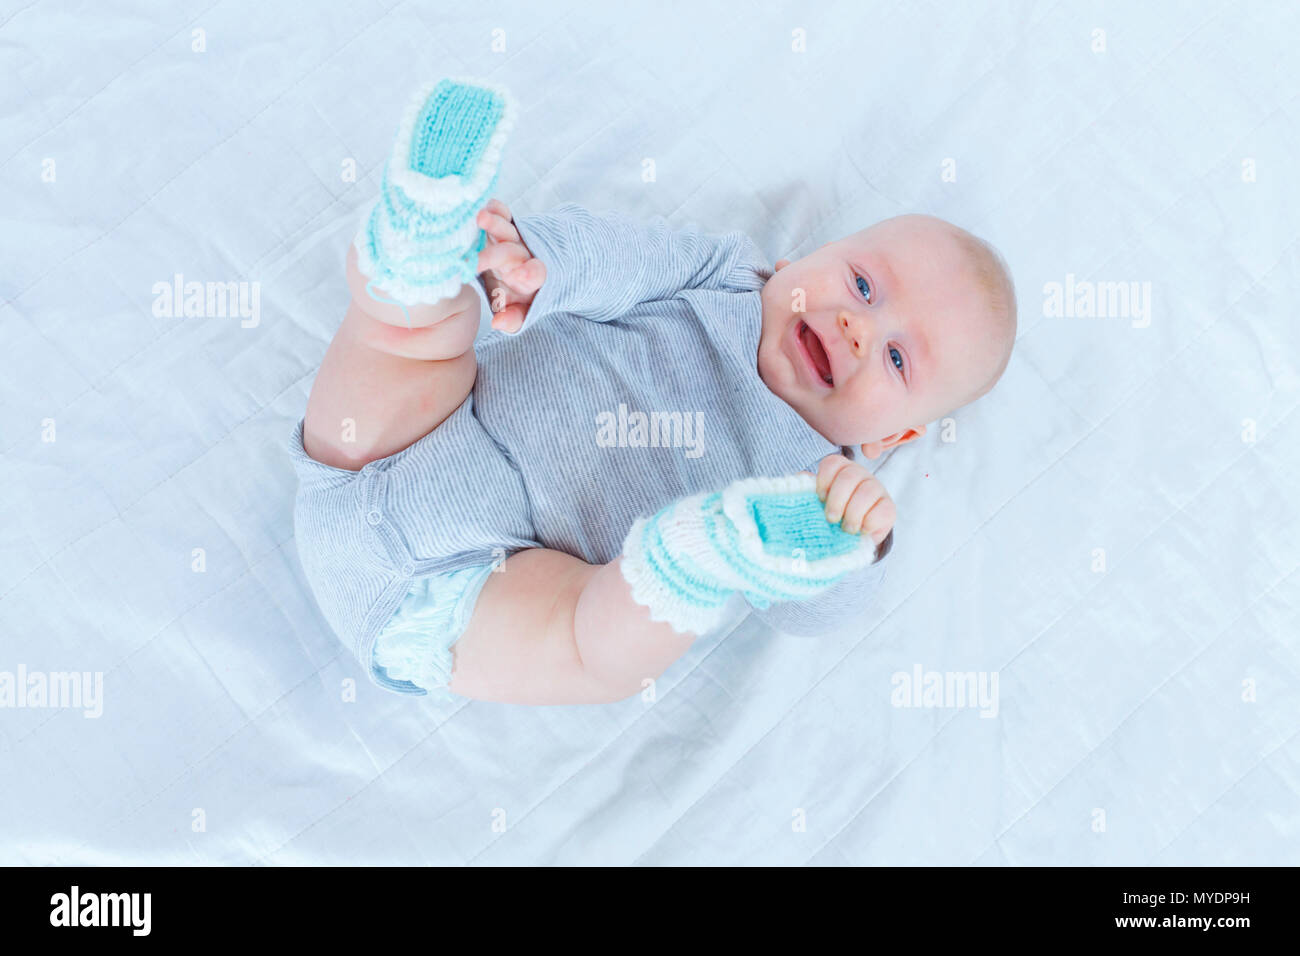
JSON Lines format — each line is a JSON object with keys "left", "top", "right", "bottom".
{"left": 947, "top": 225, "right": 1017, "bottom": 403}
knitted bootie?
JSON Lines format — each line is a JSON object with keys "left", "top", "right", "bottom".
{"left": 620, "top": 473, "right": 882, "bottom": 635}
{"left": 354, "top": 77, "right": 517, "bottom": 310}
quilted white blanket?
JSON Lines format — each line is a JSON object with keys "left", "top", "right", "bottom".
{"left": 2, "top": 0, "right": 1296, "bottom": 864}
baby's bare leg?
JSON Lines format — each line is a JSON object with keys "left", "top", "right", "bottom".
{"left": 448, "top": 550, "right": 697, "bottom": 705}
{"left": 302, "top": 247, "right": 481, "bottom": 470}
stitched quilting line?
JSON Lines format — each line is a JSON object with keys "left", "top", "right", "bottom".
{"left": 3, "top": 527, "right": 299, "bottom": 761}
{"left": 37, "top": 516, "right": 497, "bottom": 865}
{"left": 695, "top": 0, "right": 1074, "bottom": 254}
{"left": 33, "top": 533, "right": 319, "bottom": 866}
{"left": 971, "top": 96, "right": 1295, "bottom": 437}
{"left": 259, "top": 609, "right": 737, "bottom": 866}
{"left": 750, "top": 0, "right": 1231, "bottom": 284}
{"left": 981, "top": 561, "right": 1300, "bottom": 867}
{"left": 1153, "top": 722, "right": 1300, "bottom": 865}
{"left": 0, "top": 22, "right": 414, "bottom": 466}
{"left": 0, "top": 1, "right": 44, "bottom": 33}
{"left": 462, "top": 612, "right": 753, "bottom": 865}
{"left": 255, "top": 685, "right": 478, "bottom": 865}
{"left": 0, "top": 4, "right": 403, "bottom": 315}
{"left": 0, "top": 368, "right": 319, "bottom": 605}
{"left": 0, "top": 1, "right": 226, "bottom": 167}
{"left": 816, "top": 423, "right": 1298, "bottom": 866}
{"left": 0, "top": 150, "right": 372, "bottom": 467}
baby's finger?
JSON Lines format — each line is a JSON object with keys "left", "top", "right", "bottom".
{"left": 477, "top": 206, "right": 521, "bottom": 244}
{"left": 816, "top": 454, "right": 852, "bottom": 501}
{"left": 483, "top": 197, "right": 514, "bottom": 222}
{"left": 861, "top": 496, "right": 897, "bottom": 545}
{"left": 823, "top": 470, "right": 859, "bottom": 524}
{"left": 839, "top": 482, "right": 879, "bottom": 535}
{"left": 477, "top": 238, "right": 529, "bottom": 278}
{"left": 490, "top": 304, "right": 526, "bottom": 334}
{"left": 504, "top": 257, "right": 546, "bottom": 294}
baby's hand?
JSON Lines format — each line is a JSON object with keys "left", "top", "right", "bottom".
{"left": 476, "top": 199, "right": 546, "bottom": 333}
{"left": 815, "top": 454, "right": 896, "bottom": 545}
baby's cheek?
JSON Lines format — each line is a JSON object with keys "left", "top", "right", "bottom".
{"left": 832, "top": 384, "right": 881, "bottom": 440}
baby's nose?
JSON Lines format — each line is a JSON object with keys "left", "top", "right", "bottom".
{"left": 837, "top": 311, "right": 868, "bottom": 358}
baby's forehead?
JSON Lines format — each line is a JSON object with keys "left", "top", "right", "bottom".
{"left": 849, "top": 214, "right": 965, "bottom": 260}
{"left": 845, "top": 218, "right": 982, "bottom": 303}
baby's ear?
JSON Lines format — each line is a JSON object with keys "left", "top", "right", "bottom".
{"left": 860, "top": 425, "right": 927, "bottom": 459}
{"left": 774, "top": 258, "right": 791, "bottom": 271}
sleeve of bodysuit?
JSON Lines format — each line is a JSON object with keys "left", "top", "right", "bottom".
{"left": 505, "top": 202, "right": 770, "bottom": 330}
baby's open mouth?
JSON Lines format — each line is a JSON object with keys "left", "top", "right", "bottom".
{"left": 798, "top": 320, "right": 833, "bottom": 386}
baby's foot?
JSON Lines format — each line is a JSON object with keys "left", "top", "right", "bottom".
{"left": 353, "top": 78, "right": 517, "bottom": 315}
{"left": 620, "top": 473, "right": 882, "bottom": 635}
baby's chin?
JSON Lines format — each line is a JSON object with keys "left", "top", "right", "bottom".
{"left": 790, "top": 389, "right": 882, "bottom": 448}
{"left": 783, "top": 394, "right": 856, "bottom": 447}
{"left": 754, "top": 320, "right": 785, "bottom": 391}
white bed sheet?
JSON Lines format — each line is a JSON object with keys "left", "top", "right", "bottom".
{"left": 1, "top": 0, "right": 1297, "bottom": 865}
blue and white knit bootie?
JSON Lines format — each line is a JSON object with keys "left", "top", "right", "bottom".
{"left": 354, "top": 77, "right": 517, "bottom": 309}
{"left": 620, "top": 473, "right": 883, "bottom": 635}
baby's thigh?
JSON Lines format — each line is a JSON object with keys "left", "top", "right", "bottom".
{"left": 305, "top": 311, "right": 477, "bottom": 469}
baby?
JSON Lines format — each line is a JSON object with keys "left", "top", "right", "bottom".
{"left": 289, "top": 80, "right": 1016, "bottom": 705}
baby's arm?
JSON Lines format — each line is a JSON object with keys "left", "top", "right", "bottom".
{"left": 502, "top": 202, "right": 764, "bottom": 332}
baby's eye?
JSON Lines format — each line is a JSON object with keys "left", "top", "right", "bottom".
{"left": 889, "top": 346, "right": 904, "bottom": 371}
{"left": 855, "top": 273, "right": 873, "bottom": 302}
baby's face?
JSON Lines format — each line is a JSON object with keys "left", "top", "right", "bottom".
{"left": 757, "top": 214, "right": 1003, "bottom": 451}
